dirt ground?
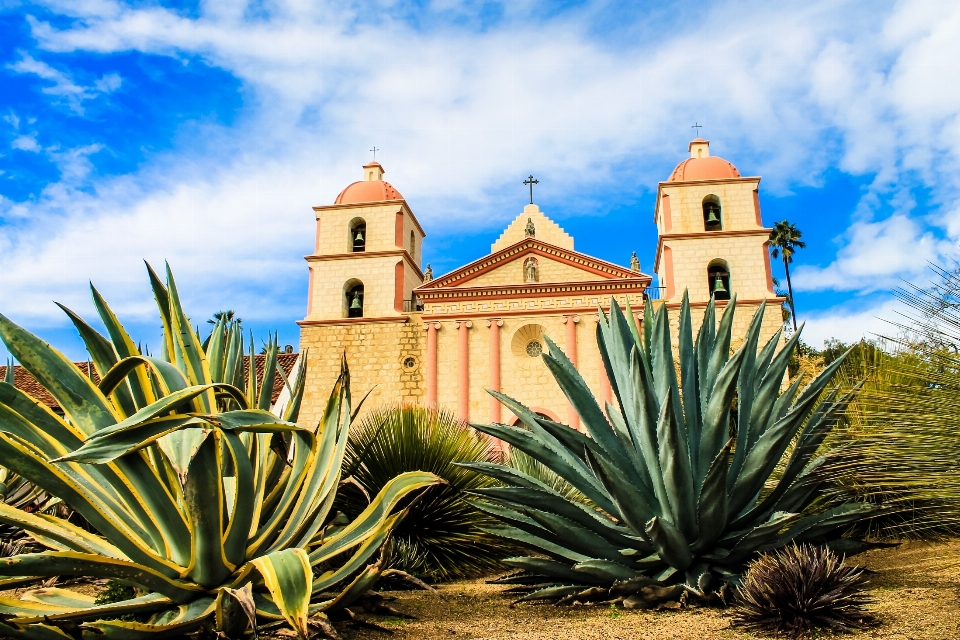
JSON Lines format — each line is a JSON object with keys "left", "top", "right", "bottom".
{"left": 342, "top": 540, "right": 960, "bottom": 640}
{"left": 1, "top": 541, "right": 957, "bottom": 639}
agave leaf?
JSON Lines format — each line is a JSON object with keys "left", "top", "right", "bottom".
{"left": 0, "top": 313, "right": 120, "bottom": 436}
{"left": 513, "top": 584, "right": 588, "bottom": 603}
{"left": 520, "top": 509, "right": 631, "bottom": 563}
{"left": 790, "top": 504, "right": 875, "bottom": 544}
{"left": 478, "top": 522, "right": 591, "bottom": 564}
{"left": 195, "top": 409, "right": 302, "bottom": 433}
{"left": 165, "top": 264, "right": 214, "bottom": 411}
{"left": 184, "top": 431, "right": 234, "bottom": 587}
{"left": 469, "top": 417, "right": 616, "bottom": 515}
{"left": 503, "top": 556, "right": 607, "bottom": 586}
{"left": 692, "top": 438, "right": 733, "bottom": 553}
{"left": 90, "top": 284, "right": 157, "bottom": 411}
{"left": 20, "top": 587, "right": 95, "bottom": 607}
{"left": 0, "top": 503, "right": 124, "bottom": 558}
{"left": 216, "top": 583, "right": 257, "bottom": 639}
{"left": 312, "top": 513, "right": 401, "bottom": 594}
{"left": 644, "top": 516, "right": 693, "bottom": 571}
{"left": 97, "top": 355, "right": 190, "bottom": 399}
{"left": 677, "top": 291, "right": 702, "bottom": 478}
{"left": 573, "top": 559, "right": 642, "bottom": 582}
{"left": 718, "top": 511, "right": 800, "bottom": 565}
{"left": 729, "top": 304, "right": 766, "bottom": 482}
{"left": 258, "top": 337, "right": 279, "bottom": 411}
{"left": 250, "top": 548, "right": 312, "bottom": 640}
{"left": 583, "top": 447, "right": 658, "bottom": 533}
{"left": 0, "top": 552, "right": 202, "bottom": 602}
{"left": 308, "top": 471, "right": 440, "bottom": 564}
{"left": 53, "top": 416, "right": 204, "bottom": 464}
{"left": 655, "top": 388, "right": 697, "bottom": 540}
{"left": 55, "top": 303, "right": 138, "bottom": 418}
{"left": 7, "top": 593, "right": 172, "bottom": 625}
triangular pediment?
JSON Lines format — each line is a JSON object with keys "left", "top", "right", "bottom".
{"left": 418, "top": 239, "right": 648, "bottom": 291}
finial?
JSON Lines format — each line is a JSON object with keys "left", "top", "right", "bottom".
{"left": 630, "top": 252, "right": 640, "bottom": 273}
{"left": 524, "top": 217, "right": 536, "bottom": 238}
{"left": 523, "top": 175, "right": 539, "bottom": 205}
{"left": 691, "top": 123, "right": 703, "bottom": 137}
{"left": 424, "top": 264, "right": 433, "bottom": 282}
{"left": 370, "top": 146, "right": 379, "bottom": 161}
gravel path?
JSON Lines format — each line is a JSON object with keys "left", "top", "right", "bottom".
{"left": 343, "top": 540, "right": 960, "bottom": 640}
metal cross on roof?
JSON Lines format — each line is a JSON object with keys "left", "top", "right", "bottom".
{"left": 691, "top": 123, "right": 703, "bottom": 137}
{"left": 523, "top": 175, "right": 539, "bottom": 204}
{"left": 369, "top": 146, "right": 379, "bottom": 160}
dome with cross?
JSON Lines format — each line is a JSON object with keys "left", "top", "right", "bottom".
{"left": 668, "top": 138, "right": 741, "bottom": 182}
{"left": 334, "top": 161, "right": 405, "bottom": 204}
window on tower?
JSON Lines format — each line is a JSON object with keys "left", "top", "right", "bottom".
{"left": 349, "top": 218, "right": 366, "bottom": 252}
{"left": 410, "top": 230, "right": 415, "bottom": 258}
{"left": 702, "top": 195, "right": 722, "bottom": 231}
{"left": 344, "top": 280, "right": 364, "bottom": 318}
{"left": 707, "top": 260, "right": 731, "bottom": 301}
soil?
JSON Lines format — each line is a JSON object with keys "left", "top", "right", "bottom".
{"left": 341, "top": 540, "right": 960, "bottom": 640}
{"left": 2, "top": 541, "right": 957, "bottom": 639}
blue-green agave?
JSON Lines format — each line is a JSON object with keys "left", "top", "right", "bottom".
{"left": 0, "top": 264, "right": 440, "bottom": 639}
{"left": 463, "top": 293, "right": 872, "bottom": 605}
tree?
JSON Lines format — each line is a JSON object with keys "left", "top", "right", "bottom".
{"left": 769, "top": 220, "right": 806, "bottom": 330}
{"left": 208, "top": 309, "right": 241, "bottom": 325}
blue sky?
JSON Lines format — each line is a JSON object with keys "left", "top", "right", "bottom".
{"left": 2, "top": 0, "right": 960, "bottom": 361}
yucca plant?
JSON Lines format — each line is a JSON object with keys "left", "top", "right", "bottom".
{"left": 463, "top": 293, "right": 873, "bottom": 605}
{"left": 733, "top": 543, "right": 874, "bottom": 637}
{"left": 340, "top": 404, "right": 507, "bottom": 581}
{"left": 0, "top": 263, "right": 440, "bottom": 639}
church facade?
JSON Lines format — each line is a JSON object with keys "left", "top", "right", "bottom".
{"left": 297, "top": 139, "right": 785, "bottom": 428}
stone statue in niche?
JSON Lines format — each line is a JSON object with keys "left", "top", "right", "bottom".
{"left": 630, "top": 251, "right": 640, "bottom": 272}
{"left": 524, "top": 217, "right": 536, "bottom": 238}
{"left": 424, "top": 264, "right": 433, "bottom": 282}
{"left": 524, "top": 257, "right": 539, "bottom": 283}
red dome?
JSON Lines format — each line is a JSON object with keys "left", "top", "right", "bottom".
{"left": 668, "top": 156, "right": 741, "bottom": 182}
{"left": 334, "top": 180, "right": 404, "bottom": 205}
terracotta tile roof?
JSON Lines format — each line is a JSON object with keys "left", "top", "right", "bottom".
{"left": 1, "top": 353, "right": 300, "bottom": 414}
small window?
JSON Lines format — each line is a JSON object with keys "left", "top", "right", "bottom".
{"left": 349, "top": 218, "right": 366, "bottom": 252}
{"left": 708, "top": 261, "right": 730, "bottom": 301}
{"left": 409, "top": 230, "right": 415, "bottom": 258}
{"left": 702, "top": 195, "right": 722, "bottom": 231}
{"left": 344, "top": 281, "right": 364, "bottom": 318}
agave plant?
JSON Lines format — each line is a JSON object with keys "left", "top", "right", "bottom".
{"left": 463, "top": 293, "right": 873, "bottom": 605}
{"left": 0, "top": 264, "right": 439, "bottom": 639}
{"left": 733, "top": 543, "right": 874, "bottom": 637}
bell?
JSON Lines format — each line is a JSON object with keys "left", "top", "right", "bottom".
{"left": 354, "top": 230, "right": 364, "bottom": 243}
{"left": 713, "top": 275, "right": 727, "bottom": 294}
{"left": 706, "top": 208, "right": 720, "bottom": 224}
{"left": 350, "top": 293, "right": 361, "bottom": 309}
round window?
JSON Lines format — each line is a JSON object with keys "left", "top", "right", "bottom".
{"left": 525, "top": 340, "right": 543, "bottom": 358}
{"left": 403, "top": 357, "right": 416, "bottom": 369}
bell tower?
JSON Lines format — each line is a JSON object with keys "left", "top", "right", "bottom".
{"left": 302, "top": 161, "right": 426, "bottom": 321}
{"left": 654, "top": 138, "right": 777, "bottom": 306}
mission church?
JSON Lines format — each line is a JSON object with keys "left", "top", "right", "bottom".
{"left": 296, "top": 139, "right": 785, "bottom": 429}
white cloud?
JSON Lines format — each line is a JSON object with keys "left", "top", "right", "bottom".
{"left": 792, "top": 215, "right": 957, "bottom": 293}
{"left": 11, "top": 134, "right": 40, "bottom": 152}
{"left": 7, "top": 52, "right": 121, "bottom": 113}
{"left": 801, "top": 297, "right": 904, "bottom": 348}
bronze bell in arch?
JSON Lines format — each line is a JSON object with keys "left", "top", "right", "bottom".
{"left": 350, "top": 292, "right": 362, "bottom": 310}
{"left": 713, "top": 275, "right": 727, "bottom": 294}
{"left": 354, "top": 229, "right": 364, "bottom": 243}
{"left": 706, "top": 206, "right": 720, "bottom": 224}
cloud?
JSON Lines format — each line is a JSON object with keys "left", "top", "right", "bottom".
{"left": 11, "top": 134, "right": 40, "bottom": 152}
{"left": 7, "top": 52, "right": 121, "bottom": 113}
{"left": 4, "top": 0, "right": 960, "bottom": 343}
{"left": 793, "top": 214, "right": 957, "bottom": 293}
{"left": 801, "top": 297, "right": 904, "bottom": 348}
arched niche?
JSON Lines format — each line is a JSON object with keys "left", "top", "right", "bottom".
{"left": 702, "top": 195, "right": 722, "bottom": 231}
{"left": 349, "top": 217, "right": 366, "bottom": 252}
{"left": 707, "top": 259, "right": 731, "bottom": 301}
{"left": 344, "top": 279, "right": 365, "bottom": 318}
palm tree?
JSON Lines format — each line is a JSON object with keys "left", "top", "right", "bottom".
{"left": 770, "top": 220, "right": 806, "bottom": 330}
{"left": 208, "top": 309, "right": 241, "bottom": 325}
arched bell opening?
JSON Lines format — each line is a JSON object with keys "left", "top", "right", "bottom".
{"left": 707, "top": 260, "right": 731, "bottom": 301}
{"left": 348, "top": 218, "right": 366, "bottom": 252}
{"left": 409, "top": 230, "right": 416, "bottom": 259}
{"left": 344, "top": 279, "right": 365, "bottom": 318}
{"left": 702, "top": 195, "right": 723, "bottom": 232}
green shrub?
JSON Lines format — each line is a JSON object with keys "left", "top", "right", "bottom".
{"left": 340, "top": 404, "right": 509, "bottom": 581}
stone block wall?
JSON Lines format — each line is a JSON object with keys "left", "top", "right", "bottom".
{"left": 658, "top": 179, "right": 762, "bottom": 234}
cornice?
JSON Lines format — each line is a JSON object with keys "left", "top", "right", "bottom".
{"left": 419, "top": 238, "right": 645, "bottom": 290}
{"left": 304, "top": 250, "right": 424, "bottom": 279}
{"left": 312, "top": 199, "right": 427, "bottom": 238}
{"left": 653, "top": 229, "right": 771, "bottom": 272}
{"left": 297, "top": 316, "right": 410, "bottom": 327}
{"left": 418, "top": 278, "right": 650, "bottom": 303}
{"left": 419, "top": 303, "right": 644, "bottom": 322}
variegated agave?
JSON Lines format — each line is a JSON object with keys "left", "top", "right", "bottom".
{"left": 0, "top": 264, "right": 439, "bottom": 639}
{"left": 464, "top": 293, "right": 873, "bottom": 605}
